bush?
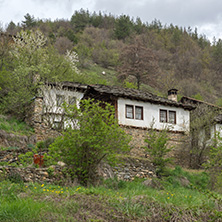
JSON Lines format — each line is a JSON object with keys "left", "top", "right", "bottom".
{"left": 7, "top": 172, "right": 23, "bottom": 184}
{"left": 204, "top": 133, "right": 222, "bottom": 193}
{"left": 49, "top": 99, "right": 131, "bottom": 186}
{"left": 144, "top": 128, "right": 173, "bottom": 177}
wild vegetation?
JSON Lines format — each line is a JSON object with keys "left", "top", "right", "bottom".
{"left": 2, "top": 10, "right": 222, "bottom": 104}
{"left": 48, "top": 99, "right": 130, "bottom": 186}
{"left": 1, "top": 10, "right": 222, "bottom": 221}
{"left": 0, "top": 167, "right": 221, "bottom": 221}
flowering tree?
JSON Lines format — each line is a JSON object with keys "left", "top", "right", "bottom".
{"left": 0, "top": 30, "right": 80, "bottom": 118}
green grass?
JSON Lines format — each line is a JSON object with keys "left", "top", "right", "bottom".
{"left": 0, "top": 168, "right": 221, "bottom": 221}
{"left": 0, "top": 116, "right": 34, "bottom": 136}
{"left": 82, "top": 64, "right": 118, "bottom": 85}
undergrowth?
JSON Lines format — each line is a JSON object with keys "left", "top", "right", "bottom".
{"left": 0, "top": 116, "right": 34, "bottom": 136}
{"left": 0, "top": 167, "right": 221, "bottom": 221}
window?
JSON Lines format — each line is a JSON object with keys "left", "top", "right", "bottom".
{"left": 160, "top": 109, "right": 176, "bottom": 124}
{"left": 126, "top": 105, "right": 143, "bottom": 120}
{"left": 69, "top": 96, "right": 76, "bottom": 105}
{"left": 169, "top": 111, "right": 176, "bottom": 124}
{"left": 126, "top": 105, "right": 134, "bottom": 119}
{"left": 205, "top": 126, "right": 211, "bottom": 140}
{"left": 160, "top": 109, "right": 167, "bottom": 123}
{"left": 56, "top": 95, "right": 65, "bottom": 107}
{"left": 135, "top": 106, "right": 143, "bottom": 120}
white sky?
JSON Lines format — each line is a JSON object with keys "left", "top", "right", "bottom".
{"left": 1, "top": 0, "right": 222, "bottom": 42}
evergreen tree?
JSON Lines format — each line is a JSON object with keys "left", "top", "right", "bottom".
{"left": 114, "top": 15, "right": 133, "bottom": 40}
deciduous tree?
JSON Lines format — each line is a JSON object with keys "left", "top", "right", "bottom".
{"left": 0, "top": 30, "right": 80, "bottom": 119}
{"left": 118, "top": 38, "right": 158, "bottom": 89}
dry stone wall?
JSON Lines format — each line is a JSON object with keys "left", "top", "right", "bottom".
{"left": 123, "top": 126, "right": 191, "bottom": 167}
{"left": 0, "top": 130, "right": 36, "bottom": 148}
{"left": 0, "top": 157, "right": 156, "bottom": 184}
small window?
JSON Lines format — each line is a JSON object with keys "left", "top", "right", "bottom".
{"left": 56, "top": 95, "right": 65, "bottom": 107}
{"left": 135, "top": 106, "right": 143, "bottom": 120}
{"left": 169, "top": 111, "right": 176, "bottom": 124}
{"left": 53, "top": 121, "right": 62, "bottom": 130}
{"left": 205, "top": 126, "right": 211, "bottom": 140}
{"left": 69, "top": 96, "right": 76, "bottom": 105}
{"left": 160, "top": 109, "right": 167, "bottom": 123}
{"left": 126, "top": 105, "right": 134, "bottom": 119}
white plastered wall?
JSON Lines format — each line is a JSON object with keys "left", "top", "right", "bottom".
{"left": 40, "top": 87, "right": 84, "bottom": 129}
{"left": 42, "top": 88, "right": 84, "bottom": 114}
{"left": 117, "top": 98, "right": 190, "bottom": 132}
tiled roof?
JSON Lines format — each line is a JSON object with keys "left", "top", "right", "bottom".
{"left": 89, "top": 84, "right": 194, "bottom": 110}
{"left": 47, "top": 82, "right": 88, "bottom": 90}
{"left": 180, "top": 96, "right": 221, "bottom": 109}
{"left": 46, "top": 82, "right": 194, "bottom": 110}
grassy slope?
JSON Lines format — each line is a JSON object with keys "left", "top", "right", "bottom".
{"left": 0, "top": 168, "right": 221, "bottom": 222}
{"left": 0, "top": 116, "right": 34, "bottom": 136}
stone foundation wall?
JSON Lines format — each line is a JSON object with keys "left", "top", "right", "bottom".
{"left": 99, "top": 157, "right": 155, "bottom": 181}
{"left": 0, "top": 130, "right": 36, "bottom": 149}
{"left": 26, "top": 97, "right": 61, "bottom": 141}
{"left": 34, "top": 122, "right": 61, "bottom": 142}
{"left": 123, "top": 126, "right": 191, "bottom": 167}
{"left": 0, "top": 166, "right": 66, "bottom": 184}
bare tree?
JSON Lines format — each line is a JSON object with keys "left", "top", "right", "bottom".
{"left": 118, "top": 38, "right": 158, "bottom": 89}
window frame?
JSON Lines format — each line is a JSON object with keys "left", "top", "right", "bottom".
{"left": 68, "top": 96, "right": 77, "bottom": 106}
{"left": 159, "top": 109, "right": 176, "bottom": 124}
{"left": 125, "top": 104, "right": 134, "bottom": 119}
{"left": 135, "top": 106, "right": 144, "bottom": 120}
{"left": 169, "top": 110, "right": 176, "bottom": 124}
{"left": 125, "top": 104, "right": 144, "bottom": 120}
{"left": 56, "top": 94, "right": 65, "bottom": 107}
{"left": 160, "top": 109, "right": 167, "bottom": 123}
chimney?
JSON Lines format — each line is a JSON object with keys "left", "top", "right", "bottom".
{"left": 168, "top": 89, "right": 178, "bottom": 102}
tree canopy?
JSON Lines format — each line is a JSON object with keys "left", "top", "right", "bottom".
{"left": 0, "top": 30, "right": 81, "bottom": 118}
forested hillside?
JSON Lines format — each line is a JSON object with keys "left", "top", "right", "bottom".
{"left": 2, "top": 9, "right": 222, "bottom": 106}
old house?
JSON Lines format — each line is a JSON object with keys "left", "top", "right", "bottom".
{"left": 180, "top": 96, "right": 222, "bottom": 142}
{"left": 28, "top": 82, "right": 194, "bottom": 161}
{"left": 27, "top": 82, "right": 88, "bottom": 141}
{"left": 180, "top": 96, "right": 222, "bottom": 167}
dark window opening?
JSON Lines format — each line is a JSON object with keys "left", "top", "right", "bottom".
{"left": 56, "top": 95, "right": 65, "bottom": 107}
{"left": 160, "top": 109, "right": 176, "bottom": 124}
{"left": 169, "top": 111, "right": 176, "bottom": 124}
{"left": 69, "top": 96, "right": 76, "bottom": 105}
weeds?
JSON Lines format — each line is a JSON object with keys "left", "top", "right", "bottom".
{"left": 0, "top": 168, "right": 221, "bottom": 221}
{"left": 0, "top": 116, "right": 34, "bottom": 136}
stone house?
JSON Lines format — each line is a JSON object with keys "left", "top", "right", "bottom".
{"left": 180, "top": 96, "right": 222, "bottom": 146}
{"left": 28, "top": 82, "right": 194, "bottom": 161}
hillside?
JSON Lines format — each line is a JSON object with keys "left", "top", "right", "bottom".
{"left": 0, "top": 167, "right": 222, "bottom": 221}
{"left": 3, "top": 10, "right": 222, "bottom": 105}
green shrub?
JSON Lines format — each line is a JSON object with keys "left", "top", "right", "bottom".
{"left": 49, "top": 99, "right": 131, "bottom": 186}
{"left": 144, "top": 128, "right": 173, "bottom": 177}
{"left": 18, "top": 151, "right": 34, "bottom": 166}
{"left": 7, "top": 172, "right": 23, "bottom": 184}
{"left": 0, "top": 116, "right": 34, "bottom": 136}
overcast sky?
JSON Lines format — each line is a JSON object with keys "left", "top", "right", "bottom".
{"left": 0, "top": 0, "right": 222, "bottom": 42}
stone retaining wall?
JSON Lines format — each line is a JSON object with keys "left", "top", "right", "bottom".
{"left": 0, "top": 166, "right": 65, "bottom": 184}
{"left": 0, "top": 157, "right": 155, "bottom": 184}
{"left": 0, "top": 130, "right": 36, "bottom": 149}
